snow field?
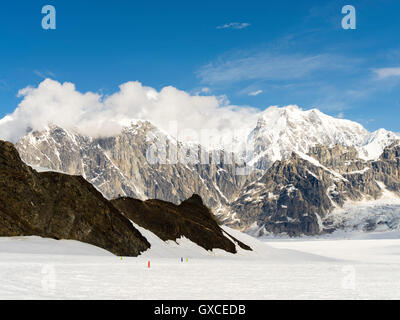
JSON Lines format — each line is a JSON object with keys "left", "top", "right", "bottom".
{"left": 0, "top": 226, "right": 400, "bottom": 299}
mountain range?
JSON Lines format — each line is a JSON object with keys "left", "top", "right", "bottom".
{"left": 14, "top": 105, "right": 400, "bottom": 237}
{"left": 0, "top": 139, "right": 246, "bottom": 255}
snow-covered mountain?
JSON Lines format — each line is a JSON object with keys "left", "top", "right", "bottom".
{"left": 246, "top": 105, "right": 399, "bottom": 169}
{"left": 358, "top": 128, "right": 400, "bottom": 160}
{"left": 14, "top": 106, "right": 400, "bottom": 236}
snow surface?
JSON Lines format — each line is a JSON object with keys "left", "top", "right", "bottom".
{"left": 1, "top": 225, "right": 400, "bottom": 299}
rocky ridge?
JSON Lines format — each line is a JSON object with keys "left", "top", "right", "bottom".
{"left": 0, "top": 140, "right": 150, "bottom": 256}
{"left": 227, "top": 142, "right": 400, "bottom": 236}
{"left": 112, "top": 194, "right": 251, "bottom": 254}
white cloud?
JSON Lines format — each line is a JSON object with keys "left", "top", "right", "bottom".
{"left": 0, "top": 79, "right": 262, "bottom": 143}
{"left": 337, "top": 112, "right": 344, "bottom": 119}
{"left": 217, "top": 22, "right": 250, "bottom": 30}
{"left": 373, "top": 67, "right": 400, "bottom": 79}
{"left": 248, "top": 90, "right": 263, "bottom": 96}
{"left": 197, "top": 51, "right": 351, "bottom": 85}
{"left": 0, "top": 79, "right": 8, "bottom": 91}
{"left": 34, "top": 70, "right": 56, "bottom": 79}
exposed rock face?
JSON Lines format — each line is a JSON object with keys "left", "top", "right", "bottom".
{"left": 111, "top": 194, "right": 251, "bottom": 253}
{"left": 16, "top": 123, "right": 255, "bottom": 210}
{"left": 226, "top": 143, "right": 400, "bottom": 236}
{"left": 372, "top": 145, "right": 400, "bottom": 193}
{"left": 0, "top": 140, "right": 150, "bottom": 256}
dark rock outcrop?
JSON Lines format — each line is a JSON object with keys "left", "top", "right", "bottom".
{"left": 111, "top": 194, "right": 251, "bottom": 253}
{"left": 0, "top": 140, "right": 150, "bottom": 256}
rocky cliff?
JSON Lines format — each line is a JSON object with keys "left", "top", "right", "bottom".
{"left": 0, "top": 140, "right": 150, "bottom": 256}
{"left": 16, "top": 123, "right": 255, "bottom": 210}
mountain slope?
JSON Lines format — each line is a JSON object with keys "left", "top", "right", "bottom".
{"left": 16, "top": 122, "right": 254, "bottom": 209}
{"left": 226, "top": 143, "right": 400, "bottom": 236}
{"left": 247, "top": 105, "right": 399, "bottom": 169}
{"left": 0, "top": 139, "right": 252, "bottom": 255}
{"left": 14, "top": 106, "right": 400, "bottom": 237}
{"left": 0, "top": 140, "right": 150, "bottom": 256}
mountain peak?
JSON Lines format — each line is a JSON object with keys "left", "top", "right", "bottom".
{"left": 259, "top": 105, "right": 302, "bottom": 122}
{"left": 248, "top": 106, "right": 371, "bottom": 168}
{"left": 181, "top": 194, "right": 204, "bottom": 206}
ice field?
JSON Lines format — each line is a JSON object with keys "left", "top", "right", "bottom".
{"left": 0, "top": 225, "right": 400, "bottom": 299}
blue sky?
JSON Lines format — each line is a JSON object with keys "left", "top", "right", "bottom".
{"left": 0, "top": 0, "right": 399, "bottom": 132}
